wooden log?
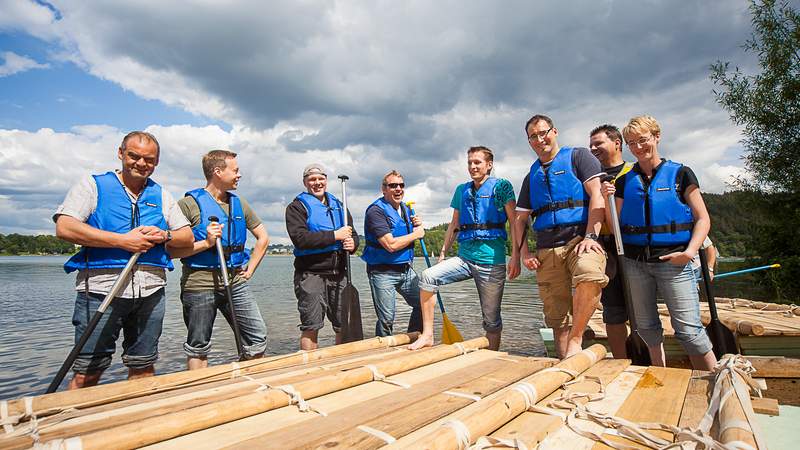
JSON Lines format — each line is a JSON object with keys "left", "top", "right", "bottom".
{"left": 221, "top": 356, "right": 557, "bottom": 449}
{"left": 400, "top": 344, "right": 607, "bottom": 450}
{"left": 3, "top": 333, "right": 417, "bottom": 420}
{"left": 744, "top": 356, "right": 800, "bottom": 378}
{"left": 659, "top": 308, "right": 765, "bottom": 336}
{"left": 750, "top": 397, "right": 779, "bottom": 416}
{"left": 490, "top": 359, "right": 633, "bottom": 449}
{"left": 717, "top": 369, "right": 760, "bottom": 449}
{"left": 592, "top": 366, "right": 692, "bottom": 449}
{"left": 30, "top": 338, "right": 489, "bottom": 450}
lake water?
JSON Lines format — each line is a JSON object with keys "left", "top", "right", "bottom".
{"left": 0, "top": 255, "right": 772, "bottom": 400}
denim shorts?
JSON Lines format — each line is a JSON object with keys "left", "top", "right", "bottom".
{"left": 367, "top": 265, "right": 422, "bottom": 337}
{"left": 294, "top": 271, "right": 344, "bottom": 332}
{"left": 181, "top": 281, "right": 268, "bottom": 359}
{"left": 623, "top": 258, "right": 713, "bottom": 355}
{"left": 71, "top": 288, "right": 165, "bottom": 374}
{"left": 418, "top": 256, "right": 505, "bottom": 332}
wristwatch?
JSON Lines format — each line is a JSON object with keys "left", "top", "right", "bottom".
{"left": 584, "top": 232, "right": 599, "bottom": 240}
{"left": 165, "top": 230, "right": 172, "bottom": 243}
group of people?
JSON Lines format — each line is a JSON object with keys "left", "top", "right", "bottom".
{"left": 54, "top": 112, "right": 718, "bottom": 391}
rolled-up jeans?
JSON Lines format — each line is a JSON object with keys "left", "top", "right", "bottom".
{"left": 367, "top": 265, "right": 423, "bottom": 337}
{"left": 181, "top": 281, "right": 268, "bottom": 359}
{"left": 418, "top": 256, "right": 505, "bottom": 332}
{"left": 622, "top": 258, "right": 712, "bottom": 355}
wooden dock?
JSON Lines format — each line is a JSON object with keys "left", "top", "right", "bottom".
{"left": 0, "top": 333, "right": 767, "bottom": 449}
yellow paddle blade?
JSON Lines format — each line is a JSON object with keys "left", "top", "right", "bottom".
{"left": 440, "top": 313, "right": 464, "bottom": 344}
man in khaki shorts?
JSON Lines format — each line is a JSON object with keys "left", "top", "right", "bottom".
{"left": 509, "top": 114, "right": 608, "bottom": 358}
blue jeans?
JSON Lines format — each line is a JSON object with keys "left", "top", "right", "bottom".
{"left": 622, "top": 258, "right": 713, "bottom": 355}
{"left": 181, "top": 281, "right": 268, "bottom": 358}
{"left": 419, "top": 256, "right": 505, "bottom": 332}
{"left": 71, "top": 288, "right": 165, "bottom": 373}
{"left": 367, "top": 265, "right": 423, "bottom": 337}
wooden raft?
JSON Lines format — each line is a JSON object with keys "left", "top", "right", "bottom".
{"left": 576, "top": 297, "right": 800, "bottom": 358}
{"left": 0, "top": 335, "right": 766, "bottom": 449}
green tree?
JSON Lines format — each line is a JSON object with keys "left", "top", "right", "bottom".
{"left": 710, "top": 0, "right": 800, "bottom": 300}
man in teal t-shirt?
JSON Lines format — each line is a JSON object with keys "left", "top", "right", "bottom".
{"left": 409, "top": 146, "right": 516, "bottom": 351}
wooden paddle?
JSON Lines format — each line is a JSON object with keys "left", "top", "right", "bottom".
{"left": 338, "top": 175, "right": 364, "bottom": 343}
{"left": 698, "top": 247, "right": 738, "bottom": 357}
{"left": 208, "top": 215, "right": 244, "bottom": 360}
{"left": 605, "top": 181, "right": 651, "bottom": 366}
{"left": 46, "top": 253, "right": 141, "bottom": 393}
{"left": 406, "top": 202, "right": 464, "bottom": 344}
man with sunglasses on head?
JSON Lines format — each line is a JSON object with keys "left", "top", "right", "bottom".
{"left": 285, "top": 163, "right": 359, "bottom": 350}
{"left": 509, "top": 115, "right": 608, "bottom": 359}
{"left": 54, "top": 131, "right": 193, "bottom": 389}
{"left": 362, "top": 170, "right": 424, "bottom": 337}
{"left": 168, "top": 150, "right": 270, "bottom": 370}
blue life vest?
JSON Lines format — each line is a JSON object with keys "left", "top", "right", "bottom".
{"left": 619, "top": 161, "right": 694, "bottom": 247}
{"left": 528, "top": 147, "right": 589, "bottom": 231}
{"left": 293, "top": 192, "right": 345, "bottom": 257}
{"left": 457, "top": 177, "right": 508, "bottom": 242}
{"left": 63, "top": 172, "right": 173, "bottom": 273}
{"left": 361, "top": 198, "right": 414, "bottom": 265}
{"left": 181, "top": 189, "right": 250, "bottom": 269}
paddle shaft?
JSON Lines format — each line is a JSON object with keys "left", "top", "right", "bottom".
{"left": 407, "top": 205, "right": 448, "bottom": 313}
{"left": 46, "top": 253, "right": 142, "bottom": 394}
{"left": 339, "top": 178, "right": 353, "bottom": 284}
{"left": 210, "top": 216, "right": 244, "bottom": 360}
{"left": 715, "top": 264, "right": 780, "bottom": 280}
{"left": 699, "top": 246, "right": 737, "bottom": 356}
{"left": 338, "top": 175, "right": 363, "bottom": 342}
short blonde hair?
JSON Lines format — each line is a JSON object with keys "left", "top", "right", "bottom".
{"left": 623, "top": 115, "right": 661, "bottom": 140}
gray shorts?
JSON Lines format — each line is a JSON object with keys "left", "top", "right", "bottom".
{"left": 294, "top": 271, "right": 343, "bottom": 332}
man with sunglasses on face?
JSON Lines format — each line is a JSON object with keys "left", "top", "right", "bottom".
{"left": 509, "top": 115, "right": 608, "bottom": 359}
{"left": 54, "top": 131, "right": 193, "bottom": 389}
{"left": 362, "top": 170, "right": 424, "bottom": 337}
{"left": 285, "top": 163, "right": 359, "bottom": 350}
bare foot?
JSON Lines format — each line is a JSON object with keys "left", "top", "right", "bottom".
{"left": 563, "top": 338, "right": 583, "bottom": 359}
{"left": 408, "top": 333, "right": 434, "bottom": 350}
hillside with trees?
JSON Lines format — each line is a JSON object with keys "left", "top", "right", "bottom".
{"left": 0, "top": 233, "right": 76, "bottom": 255}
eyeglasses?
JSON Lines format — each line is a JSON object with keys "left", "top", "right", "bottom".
{"left": 528, "top": 127, "right": 553, "bottom": 141}
{"left": 384, "top": 182, "right": 405, "bottom": 189}
{"left": 626, "top": 135, "right": 653, "bottom": 148}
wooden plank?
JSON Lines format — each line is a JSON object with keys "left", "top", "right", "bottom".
{"left": 750, "top": 397, "right": 779, "bottom": 416}
{"left": 743, "top": 356, "right": 800, "bottom": 378}
{"left": 489, "top": 359, "right": 634, "bottom": 450}
{"left": 144, "top": 350, "right": 516, "bottom": 450}
{"left": 677, "top": 370, "right": 711, "bottom": 430}
{"left": 591, "top": 366, "right": 692, "bottom": 450}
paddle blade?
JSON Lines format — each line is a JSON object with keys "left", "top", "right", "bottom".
{"left": 440, "top": 313, "right": 464, "bottom": 345}
{"left": 706, "top": 319, "right": 738, "bottom": 359}
{"left": 340, "top": 283, "right": 364, "bottom": 343}
{"left": 625, "top": 331, "right": 652, "bottom": 366}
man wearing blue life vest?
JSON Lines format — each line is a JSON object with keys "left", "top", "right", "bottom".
{"left": 54, "top": 131, "right": 193, "bottom": 389}
{"left": 285, "top": 163, "right": 359, "bottom": 350}
{"left": 168, "top": 150, "right": 270, "bottom": 370}
{"left": 608, "top": 115, "right": 715, "bottom": 371}
{"left": 510, "top": 115, "right": 608, "bottom": 360}
{"left": 362, "top": 170, "right": 425, "bottom": 337}
{"left": 409, "top": 146, "right": 516, "bottom": 351}
{"left": 589, "top": 124, "right": 634, "bottom": 359}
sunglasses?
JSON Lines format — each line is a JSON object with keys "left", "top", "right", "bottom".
{"left": 384, "top": 182, "right": 405, "bottom": 189}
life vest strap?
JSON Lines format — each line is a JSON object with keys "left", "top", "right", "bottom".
{"left": 533, "top": 199, "right": 586, "bottom": 216}
{"left": 621, "top": 221, "right": 694, "bottom": 235}
{"left": 458, "top": 222, "right": 505, "bottom": 231}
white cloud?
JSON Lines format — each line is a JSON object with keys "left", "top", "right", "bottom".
{"left": 0, "top": 51, "right": 50, "bottom": 77}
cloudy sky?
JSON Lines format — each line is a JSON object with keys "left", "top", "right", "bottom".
{"left": 0, "top": 0, "right": 757, "bottom": 243}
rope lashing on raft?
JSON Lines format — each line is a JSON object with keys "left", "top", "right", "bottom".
{"left": 364, "top": 364, "right": 411, "bottom": 389}
{"left": 443, "top": 419, "right": 472, "bottom": 450}
{"left": 356, "top": 425, "right": 397, "bottom": 444}
{"left": 225, "top": 363, "right": 327, "bottom": 416}
{"left": 443, "top": 391, "right": 482, "bottom": 402}
{"left": 1, "top": 397, "right": 35, "bottom": 435}
{"left": 453, "top": 342, "right": 477, "bottom": 356}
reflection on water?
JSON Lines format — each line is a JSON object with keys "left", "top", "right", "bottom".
{"left": 0, "top": 256, "right": 546, "bottom": 399}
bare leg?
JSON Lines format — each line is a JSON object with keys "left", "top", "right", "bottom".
{"left": 301, "top": 329, "right": 319, "bottom": 350}
{"left": 486, "top": 330, "right": 501, "bottom": 351}
{"left": 689, "top": 351, "right": 717, "bottom": 371}
{"left": 553, "top": 326, "right": 569, "bottom": 359}
{"left": 565, "top": 282, "right": 602, "bottom": 358}
{"left": 334, "top": 332, "right": 343, "bottom": 345}
{"left": 408, "top": 289, "right": 436, "bottom": 350}
{"left": 606, "top": 323, "right": 628, "bottom": 359}
{"left": 68, "top": 371, "right": 102, "bottom": 390}
{"left": 128, "top": 365, "right": 155, "bottom": 380}
{"left": 648, "top": 344, "right": 666, "bottom": 367}
{"left": 187, "top": 356, "right": 208, "bottom": 371}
